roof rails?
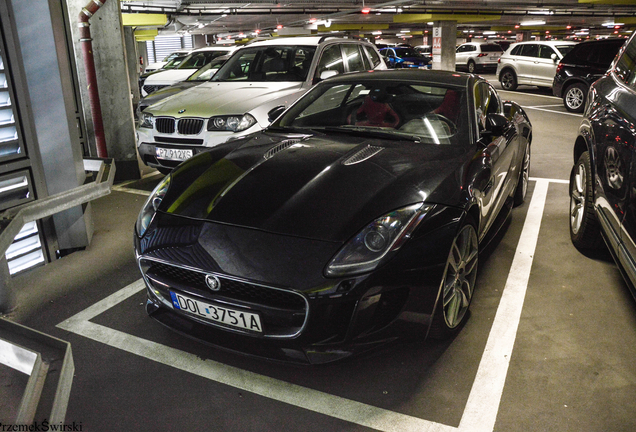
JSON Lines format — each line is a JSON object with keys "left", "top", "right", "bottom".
{"left": 317, "top": 33, "right": 365, "bottom": 44}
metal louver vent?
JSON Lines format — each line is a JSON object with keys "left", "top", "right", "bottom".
{"left": 263, "top": 139, "right": 301, "bottom": 160}
{"left": 343, "top": 145, "right": 384, "bottom": 165}
{"left": 5, "top": 221, "right": 44, "bottom": 275}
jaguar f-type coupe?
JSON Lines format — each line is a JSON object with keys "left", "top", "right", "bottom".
{"left": 134, "top": 70, "right": 532, "bottom": 364}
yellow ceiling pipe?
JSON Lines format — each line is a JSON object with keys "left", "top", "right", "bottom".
{"left": 394, "top": 14, "right": 501, "bottom": 24}
{"left": 122, "top": 13, "right": 168, "bottom": 27}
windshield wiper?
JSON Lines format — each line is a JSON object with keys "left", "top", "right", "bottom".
{"left": 319, "top": 126, "right": 421, "bottom": 143}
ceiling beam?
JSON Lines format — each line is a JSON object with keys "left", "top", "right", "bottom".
{"left": 394, "top": 13, "right": 502, "bottom": 24}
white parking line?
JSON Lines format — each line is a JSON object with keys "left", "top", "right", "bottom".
{"left": 58, "top": 178, "right": 555, "bottom": 432}
{"left": 523, "top": 106, "right": 582, "bottom": 117}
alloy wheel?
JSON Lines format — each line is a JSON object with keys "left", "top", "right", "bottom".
{"left": 565, "top": 86, "right": 585, "bottom": 111}
{"left": 441, "top": 224, "right": 479, "bottom": 328}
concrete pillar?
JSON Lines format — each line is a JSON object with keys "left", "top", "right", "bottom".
{"left": 124, "top": 27, "right": 140, "bottom": 109}
{"left": 431, "top": 21, "right": 457, "bottom": 71}
{"left": 66, "top": 0, "right": 140, "bottom": 180}
{"left": 516, "top": 31, "right": 533, "bottom": 42}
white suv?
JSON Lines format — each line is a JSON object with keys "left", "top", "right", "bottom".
{"left": 141, "top": 46, "right": 236, "bottom": 96}
{"left": 455, "top": 42, "right": 504, "bottom": 73}
{"left": 496, "top": 41, "right": 577, "bottom": 90}
{"left": 136, "top": 36, "right": 386, "bottom": 173}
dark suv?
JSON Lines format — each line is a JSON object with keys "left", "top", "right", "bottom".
{"left": 553, "top": 38, "right": 625, "bottom": 113}
{"left": 569, "top": 33, "right": 636, "bottom": 293}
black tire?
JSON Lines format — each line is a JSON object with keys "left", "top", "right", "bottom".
{"left": 157, "top": 167, "right": 173, "bottom": 175}
{"left": 514, "top": 142, "right": 530, "bottom": 207}
{"left": 429, "top": 219, "right": 479, "bottom": 340}
{"left": 569, "top": 152, "right": 603, "bottom": 250}
{"left": 499, "top": 69, "right": 518, "bottom": 91}
{"left": 467, "top": 60, "right": 476, "bottom": 74}
{"left": 563, "top": 83, "right": 587, "bottom": 113}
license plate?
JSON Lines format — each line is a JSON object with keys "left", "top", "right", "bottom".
{"left": 170, "top": 291, "right": 262, "bottom": 333}
{"left": 490, "top": 57, "right": 498, "bottom": 61}
{"left": 156, "top": 147, "right": 193, "bottom": 161}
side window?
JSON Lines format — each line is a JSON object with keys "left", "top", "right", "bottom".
{"left": 364, "top": 45, "right": 381, "bottom": 68}
{"left": 470, "top": 45, "right": 477, "bottom": 52}
{"left": 316, "top": 45, "right": 345, "bottom": 78}
{"left": 538, "top": 45, "right": 556, "bottom": 59}
{"left": 520, "top": 44, "right": 539, "bottom": 58}
{"left": 614, "top": 37, "right": 636, "bottom": 87}
{"left": 342, "top": 44, "right": 366, "bottom": 72}
{"left": 474, "top": 82, "right": 502, "bottom": 131}
{"left": 510, "top": 45, "right": 522, "bottom": 56}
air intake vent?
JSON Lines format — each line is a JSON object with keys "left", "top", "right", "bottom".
{"left": 343, "top": 145, "right": 384, "bottom": 165}
{"left": 177, "top": 118, "right": 204, "bottom": 135}
{"left": 264, "top": 139, "right": 301, "bottom": 160}
{"left": 156, "top": 117, "right": 175, "bottom": 134}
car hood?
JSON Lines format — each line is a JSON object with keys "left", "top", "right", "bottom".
{"left": 140, "top": 81, "right": 201, "bottom": 108}
{"left": 146, "top": 81, "right": 305, "bottom": 118}
{"left": 144, "top": 69, "right": 196, "bottom": 85}
{"left": 160, "top": 132, "right": 470, "bottom": 243}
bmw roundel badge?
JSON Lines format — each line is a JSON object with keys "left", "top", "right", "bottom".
{"left": 205, "top": 274, "right": 221, "bottom": 291}
{"left": 178, "top": 108, "right": 186, "bottom": 114}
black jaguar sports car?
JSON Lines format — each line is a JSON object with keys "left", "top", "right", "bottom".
{"left": 134, "top": 70, "right": 532, "bottom": 364}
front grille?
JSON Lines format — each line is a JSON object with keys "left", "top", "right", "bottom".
{"left": 177, "top": 118, "right": 204, "bottom": 135}
{"left": 156, "top": 117, "right": 175, "bottom": 134}
{"left": 148, "top": 262, "right": 306, "bottom": 310}
{"left": 143, "top": 84, "right": 168, "bottom": 95}
{"left": 155, "top": 137, "right": 204, "bottom": 145}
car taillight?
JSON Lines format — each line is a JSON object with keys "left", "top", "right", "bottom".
{"left": 556, "top": 63, "right": 563, "bottom": 74}
{"left": 498, "top": 58, "right": 501, "bottom": 63}
{"left": 477, "top": 53, "right": 488, "bottom": 57}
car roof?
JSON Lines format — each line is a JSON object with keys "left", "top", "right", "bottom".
{"left": 511, "top": 40, "right": 577, "bottom": 46}
{"left": 191, "top": 46, "right": 237, "bottom": 52}
{"left": 243, "top": 36, "right": 373, "bottom": 48}
{"left": 322, "top": 69, "right": 474, "bottom": 88}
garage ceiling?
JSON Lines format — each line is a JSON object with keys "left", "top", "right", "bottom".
{"left": 121, "top": 0, "right": 636, "bottom": 42}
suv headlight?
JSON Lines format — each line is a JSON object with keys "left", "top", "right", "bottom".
{"left": 207, "top": 114, "right": 257, "bottom": 132}
{"left": 325, "top": 203, "right": 431, "bottom": 277}
{"left": 136, "top": 175, "right": 171, "bottom": 237}
{"left": 139, "top": 112, "right": 154, "bottom": 129}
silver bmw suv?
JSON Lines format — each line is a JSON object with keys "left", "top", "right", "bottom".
{"left": 136, "top": 36, "right": 386, "bottom": 174}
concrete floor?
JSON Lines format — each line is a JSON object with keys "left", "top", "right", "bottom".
{"left": 2, "top": 75, "right": 636, "bottom": 431}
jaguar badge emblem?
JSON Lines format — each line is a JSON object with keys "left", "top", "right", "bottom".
{"left": 205, "top": 275, "right": 221, "bottom": 291}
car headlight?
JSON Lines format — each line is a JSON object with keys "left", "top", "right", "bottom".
{"left": 207, "top": 114, "right": 257, "bottom": 132}
{"left": 325, "top": 203, "right": 431, "bottom": 277}
{"left": 139, "top": 112, "right": 154, "bottom": 129}
{"left": 136, "top": 175, "right": 171, "bottom": 237}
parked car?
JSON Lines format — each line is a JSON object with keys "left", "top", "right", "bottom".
{"left": 137, "top": 55, "right": 230, "bottom": 115}
{"left": 380, "top": 46, "right": 430, "bottom": 68}
{"left": 138, "top": 53, "right": 191, "bottom": 95}
{"left": 553, "top": 38, "right": 626, "bottom": 113}
{"left": 145, "top": 49, "right": 191, "bottom": 73}
{"left": 414, "top": 45, "right": 432, "bottom": 61}
{"left": 497, "top": 40, "right": 577, "bottom": 90}
{"left": 455, "top": 42, "right": 504, "bottom": 73}
{"left": 569, "top": 33, "right": 636, "bottom": 294}
{"left": 134, "top": 69, "right": 532, "bottom": 363}
{"left": 140, "top": 46, "right": 236, "bottom": 97}
{"left": 136, "top": 36, "right": 386, "bottom": 174}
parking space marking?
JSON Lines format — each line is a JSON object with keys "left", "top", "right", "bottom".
{"left": 58, "top": 179, "right": 555, "bottom": 432}
{"left": 521, "top": 106, "right": 582, "bottom": 117}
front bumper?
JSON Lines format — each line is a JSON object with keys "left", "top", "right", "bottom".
{"left": 134, "top": 208, "right": 462, "bottom": 364}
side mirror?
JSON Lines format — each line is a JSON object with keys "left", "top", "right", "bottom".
{"left": 482, "top": 113, "right": 509, "bottom": 137}
{"left": 267, "top": 105, "right": 286, "bottom": 123}
{"left": 551, "top": 53, "right": 558, "bottom": 62}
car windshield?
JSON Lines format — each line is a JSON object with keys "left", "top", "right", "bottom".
{"left": 555, "top": 45, "right": 576, "bottom": 57}
{"left": 163, "top": 55, "right": 189, "bottom": 70}
{"left": 394, "top": 48, "right": 421, "bottom": 57}
{"left": 186, "top": 58, "right": 227, "bottom": 82}
{"left": 211, "top": 45, "right": 316, "bottom": 82}
{"left": 274, "top": 80, "right": 467, "bottom": 145}
{"left": 177, "top": 51, "right": 229, "bottom": 69}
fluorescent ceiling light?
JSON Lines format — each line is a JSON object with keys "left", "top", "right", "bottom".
{"left": 521, "top": 20, "right": 546, "bottom": 26}
{"left": 483, "top": 31, "right": 496, "bottom": 35}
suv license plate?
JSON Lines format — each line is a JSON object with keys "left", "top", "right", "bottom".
{"left": 170, "top": 291, "right": 262, "bottom": 333}
{"left": 156, "top": 147, "right": 193, "bottom": 161}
